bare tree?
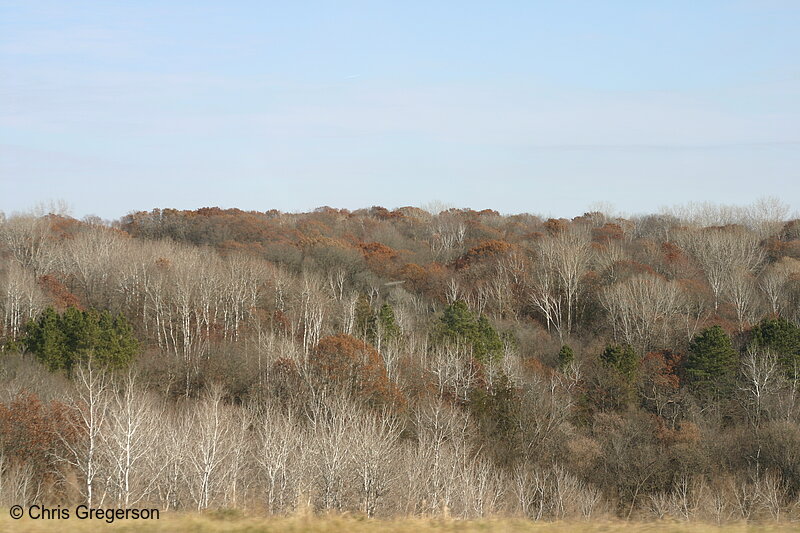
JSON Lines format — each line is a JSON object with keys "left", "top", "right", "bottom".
{"left": 254, "top": 403, "right": 300, "bottom": 513}
{"left": 674, "top": 226, "right": 764, "bottom": 311}
{"left": 57, "top": 360, "right": 111, "bottom": 507}
{"left": 102, "top": 371, "right": 162, "bottom": 506}
{"left": 149, "top": 408, "right": 186, "bottom": 510}
{"left": 0, "top": 261, "right": 46, "bottom": 340}
{"left": 662, "top": 197, "right": 789, "bottom": 238}
{"left": 601, "top": 273, "right": 683, "bottom": 352}
{"left": 430, "top": 216, "right": 466, "bottom": 261}
{"left": 63, "top": 226, "right": 128, "bottom": 307}
{"left": 727, "top": 266, "right": 761, "bottom": 331}
{"left": 299, "top": 274, "right": 328, "bottom": 356}
{"left": 528, "top": 226, "right": 592, "bottom": 339}
{"left": 738, "top": 349, "right": 782, "bottom": 429}
{"left": 406, "top": 399, "right": 475, "bottom": 516}
{"left": 183, "top": 386, "right": 234, "bottom": 510}
{"left": 759, "top": 258, "right": 800, "bottom": 317}
{"left": 0, "top": 214, "right": 60, "bottom": 276}
{"left": 429, "top": 345, "right": 479, "bottom": 404}
{"left": 306, "top": 392, "right": 353, "bottom": 512}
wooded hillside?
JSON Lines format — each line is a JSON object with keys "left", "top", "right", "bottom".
{"left": 1, "top": 201, "right": 799, "bottom": 521}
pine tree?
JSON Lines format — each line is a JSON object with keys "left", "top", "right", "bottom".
{"left": 601, "top": 343, "right": 637, "bottom": 382}
{"left": 23, "top": 308, "right": 68, "bottom": 371}
{"left": 475, "top": 315, "right": 503, "bottom": 362}
{"left": 440, "top": 300, "right": 478, "bottom": 341}
{"left": 376, "top": 303, "right": 401, "bottom": 342}
{"left": 438, "top": 301, "right": 503, "bottom": 362}
{"left": 558, "top": 344, "right": 575, "bottom": 371}
{"left": 684, "top": 325, "right": 738, "bottom": 399}
{"left": 23, "top": 307, "right": 138, "bottom": 373}
{"left": 749, "top": 317, "right": 800, "bottom": 375}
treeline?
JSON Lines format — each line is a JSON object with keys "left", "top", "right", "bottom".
{"left": 0, "top": 200, "right": 799, "bottom": 521}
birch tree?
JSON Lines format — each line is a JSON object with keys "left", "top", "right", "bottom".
{"left": 675, "top": 226, "right": 764, "bottom": 311}
{"left": 57, "top": 361, "right": 110, "bottom": 507}
{"left": 0, "top": 262, "right": 46, "bottom": 340}
{"left": 184, "top": 386, "right": 234, "bottom": 510}
{"left": 102, "top": 371, "right": 162, "bottom": 507}
{"left": 601, "top": 273, "right": 683, "bottom": 352}
{"left": 528, "top": 226, "right": 592, "bottom": 339}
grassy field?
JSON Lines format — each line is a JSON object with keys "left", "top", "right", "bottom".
{"left": 1, "top": 512, "right": 799, "bottom": 533}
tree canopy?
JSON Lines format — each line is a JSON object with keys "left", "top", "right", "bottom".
{"left": 749, "top": 317, "right": 800, "bottom": 374}
{"left": 438, "top": 300, "right": 503, "bottom": 362}
{"left": 24, "top": 307, "right": 138, "bottom": 372}
{"left": 684, "top": 325, "right": 738, "bottom": 399}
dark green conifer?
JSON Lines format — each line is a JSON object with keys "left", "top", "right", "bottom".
{"left": 749, "top": 317, "right": 800, "bottom": 375}
{"left": 377, "top": 303, "right": 401, "bottom": 341}
{"left": 558, "top": 344, "right": 575, "bottom": 371}
{"left": 23, "top": 307, "right": 138, "bottom": 373}
{"left": 438, "top": 300, "right": 502, "bottom": 362}
{"left": 684, "top": 325, "right": 738, "bottom": 399}
{"left": 601, "top": 343, "right": 637, "bottom": 382}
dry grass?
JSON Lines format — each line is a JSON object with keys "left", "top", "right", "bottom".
{"left": 2, "top": 511, "right": 800, "bottom": 533}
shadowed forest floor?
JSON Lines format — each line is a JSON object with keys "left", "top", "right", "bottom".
{"left": 2, "top": 513, "right": 800, "bottom": 533}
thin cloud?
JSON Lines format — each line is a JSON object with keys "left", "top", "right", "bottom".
{"left": 526, "top": 141, "right": 800, "bottom": 152}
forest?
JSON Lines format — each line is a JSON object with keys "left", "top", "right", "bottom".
{"left": 0, "top": 199, "right": 799, "bottom": 522}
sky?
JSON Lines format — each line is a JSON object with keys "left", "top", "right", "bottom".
{"left": 1, "top": 1, "right": 799, "bottom": 220}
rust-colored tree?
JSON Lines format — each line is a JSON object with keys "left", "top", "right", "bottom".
{"left": 311, "top": 334, "right": 403, "bottom": 410}
{"left": 0, "top": 392, "right": 79, "bottom": 493}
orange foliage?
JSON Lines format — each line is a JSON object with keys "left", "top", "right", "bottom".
{"left": 311, "top": 334, "right": 404, "bottom": 410}
{"left": 393, "top": 206, "right": 429, "bottom": 219}
{"left": 358, "top": 241, "right": 401, "bottom": 276}
{"left": 784, "top": 239, "right": 800, "bottom": 259}
{"left": 359, "top": 241, "right": 399, "bottom": 260}
{"left": 399, "top": 262, "right": 447, "bottom": 299}
{"left": 120, "top": 207, "right": 298, "bottom": 248}
{"left": 47, "top": 215, "right": 83, "bottom": 240}
{"left": 37, "top": 275, "right": 82, "bottom": 310}
{"left": 217, "top": 240, "right": 266, "bottom": 257}
{"left": 297, "top": 219, "right": 332, "bottom": 239}
{"left": 544, "top": 218, "right": 569, "bottom": 235}
{"left": 0, "top": 392, "right": 78, "bottom": 475}
{"left": 399, "top": 263, "right": 427, "bottom": 286}
{"left": 661, "top": 241, "right": 688, "bottom": 265}
{"left": 452, "top": 239, "right": 516, "bottom": 270}
{"left": 641, "top": 350, "right": 682, "bottom": 391}
{"left": 271, "top": 310, "right": 291, "bottom": 335}
{"left": 592, "top": 223, "right": 624, "bottom": 243}
{"left": 520, "top": 357, "right": 553, "bottom": 379}
{"left": 369, "top": 206, "right": 407, "bottom": 220}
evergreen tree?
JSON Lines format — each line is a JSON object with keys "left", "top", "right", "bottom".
{"left": 600, "top": 343, "right": 637, "bottom": 382}
{"left": 749, "top": 317, "right": 800, "bottom": 375}
{"left": 438, "top": 300, "right": 503, "bottom": 362}
{"left": 23, "top": 307, "right": 138, "bottom": 373}
{"left": 24, "top": 308, "right": 68, "bottom": 371}
{"left": 440, "top": 300, "right": 478, "bottom": 341}
{"left": 376, "top": 303, "right": 401, "bottom": 342}
{"left": 558, "top": 344, "right": 575, "bottom": 371}
{"left": 475, "top": 315, "right": 503, "bottom": 362}
{"left": 684, "top": 325, "right": 738, "bottom": 399}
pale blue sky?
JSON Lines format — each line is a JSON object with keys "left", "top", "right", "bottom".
{"left": 1, "top": 1, "right": 799, "bottom": 219}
